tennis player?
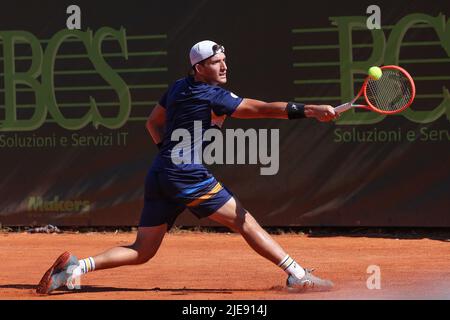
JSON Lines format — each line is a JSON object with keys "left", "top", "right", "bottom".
{"left": 36, "top": 40, "right": 337, "bottom": 294}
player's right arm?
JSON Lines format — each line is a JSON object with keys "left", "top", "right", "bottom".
{"left": 232, "top": 98, "right": 337, "bottom": 122}
{"left": 146, "top": 104, "right": 166, "bottom": 147}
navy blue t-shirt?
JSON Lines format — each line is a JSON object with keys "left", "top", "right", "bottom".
{"left": 151, "top": 76, "right": 243, "bottom": 185}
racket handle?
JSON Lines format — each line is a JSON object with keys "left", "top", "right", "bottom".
{"left": 334, "top": 103, "right": 353, "bottom": 114}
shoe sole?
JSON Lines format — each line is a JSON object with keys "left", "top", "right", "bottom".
{"left": 36, "top": 251, "right": 71, "bottom": 294}
{"left": 286, "top": 284, "right": 334, "bottom": 293}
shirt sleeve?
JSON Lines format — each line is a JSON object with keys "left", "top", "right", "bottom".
{"left": 158, "top": 90, "right": 168, "bottom": 108}
{"left": 210, "top": 87, "right": 243, "bottom": 116}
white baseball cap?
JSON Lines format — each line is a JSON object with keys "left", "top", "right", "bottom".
{"left": 189, "top": 40, "right": 225, "bottom": 66}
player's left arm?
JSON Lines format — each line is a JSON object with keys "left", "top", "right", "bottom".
{"left": 231, "top": 98, "right": 338, "bottom": 122}
{"left": 146, "top": 104, "right": 166, "bottom": 146}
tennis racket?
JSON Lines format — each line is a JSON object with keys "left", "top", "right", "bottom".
{"left": 334, "top": 65, "right": 416, "bottom": 115}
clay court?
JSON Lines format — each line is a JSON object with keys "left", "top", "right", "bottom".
{"left": 1, "top": 230, "right": 449, "bottom": 300}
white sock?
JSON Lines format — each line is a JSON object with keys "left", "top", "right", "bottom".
{"left": 72, "top": 257, "right": 96, "bottom": 277}
{"left": 278, "top": 254, "right": 306, "bottom": 279}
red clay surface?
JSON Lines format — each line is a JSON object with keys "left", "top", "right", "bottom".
{"left": 1, "top": 231, "right": 449, "bottom": 300}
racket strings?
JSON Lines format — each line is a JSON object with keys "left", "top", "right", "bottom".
{"left": 365, "top": 69, "right": 412, "bottom": 112}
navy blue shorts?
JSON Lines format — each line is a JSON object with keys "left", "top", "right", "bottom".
{"left": 139, "top": 169, "right": 233, "bottom": 229}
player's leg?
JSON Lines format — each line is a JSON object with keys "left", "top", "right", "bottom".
{"left": 207, "top": 196, "right": 334, "bottom": 290}
{"left": 36, "top": 225, "right": 168, "bottom": 294}
{"left": 72, "top": 197, "right": 180, "bottom": 276}
{"left": 207, "top": 197, "right": 287, "bottom": 265}
{"left": 186, "top": 180, "right": 307, "bottom": 278}
{"left": 87, "top": 224, "right": 167, "bottom": 270}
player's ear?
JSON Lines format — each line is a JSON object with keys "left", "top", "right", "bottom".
{"left": 195, "top": 63, "right": 205, "bottom": 75}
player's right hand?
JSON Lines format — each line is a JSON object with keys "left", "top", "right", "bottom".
{"left": 307, "top": 105, "right": 339, "bottom": 122}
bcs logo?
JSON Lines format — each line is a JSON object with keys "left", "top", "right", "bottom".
{"left": 0, "top": 28, "right": 130, "bottom": 131}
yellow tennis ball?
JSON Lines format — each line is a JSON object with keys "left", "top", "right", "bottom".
{"left": 368, "top": 66, "right": 382, "bottom": 80}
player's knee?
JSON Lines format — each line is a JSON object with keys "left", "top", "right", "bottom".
{"left": 134, "top": 254, "right": 153, "bottom": 264}
{"left": 131, "top": 243, "right": 158, "bottom": 264}
{"left": 232, "top": 212, "right": 256, "bottom": 233}
{"left": 135, "top": 252, "right": 156, "bottom": 265}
